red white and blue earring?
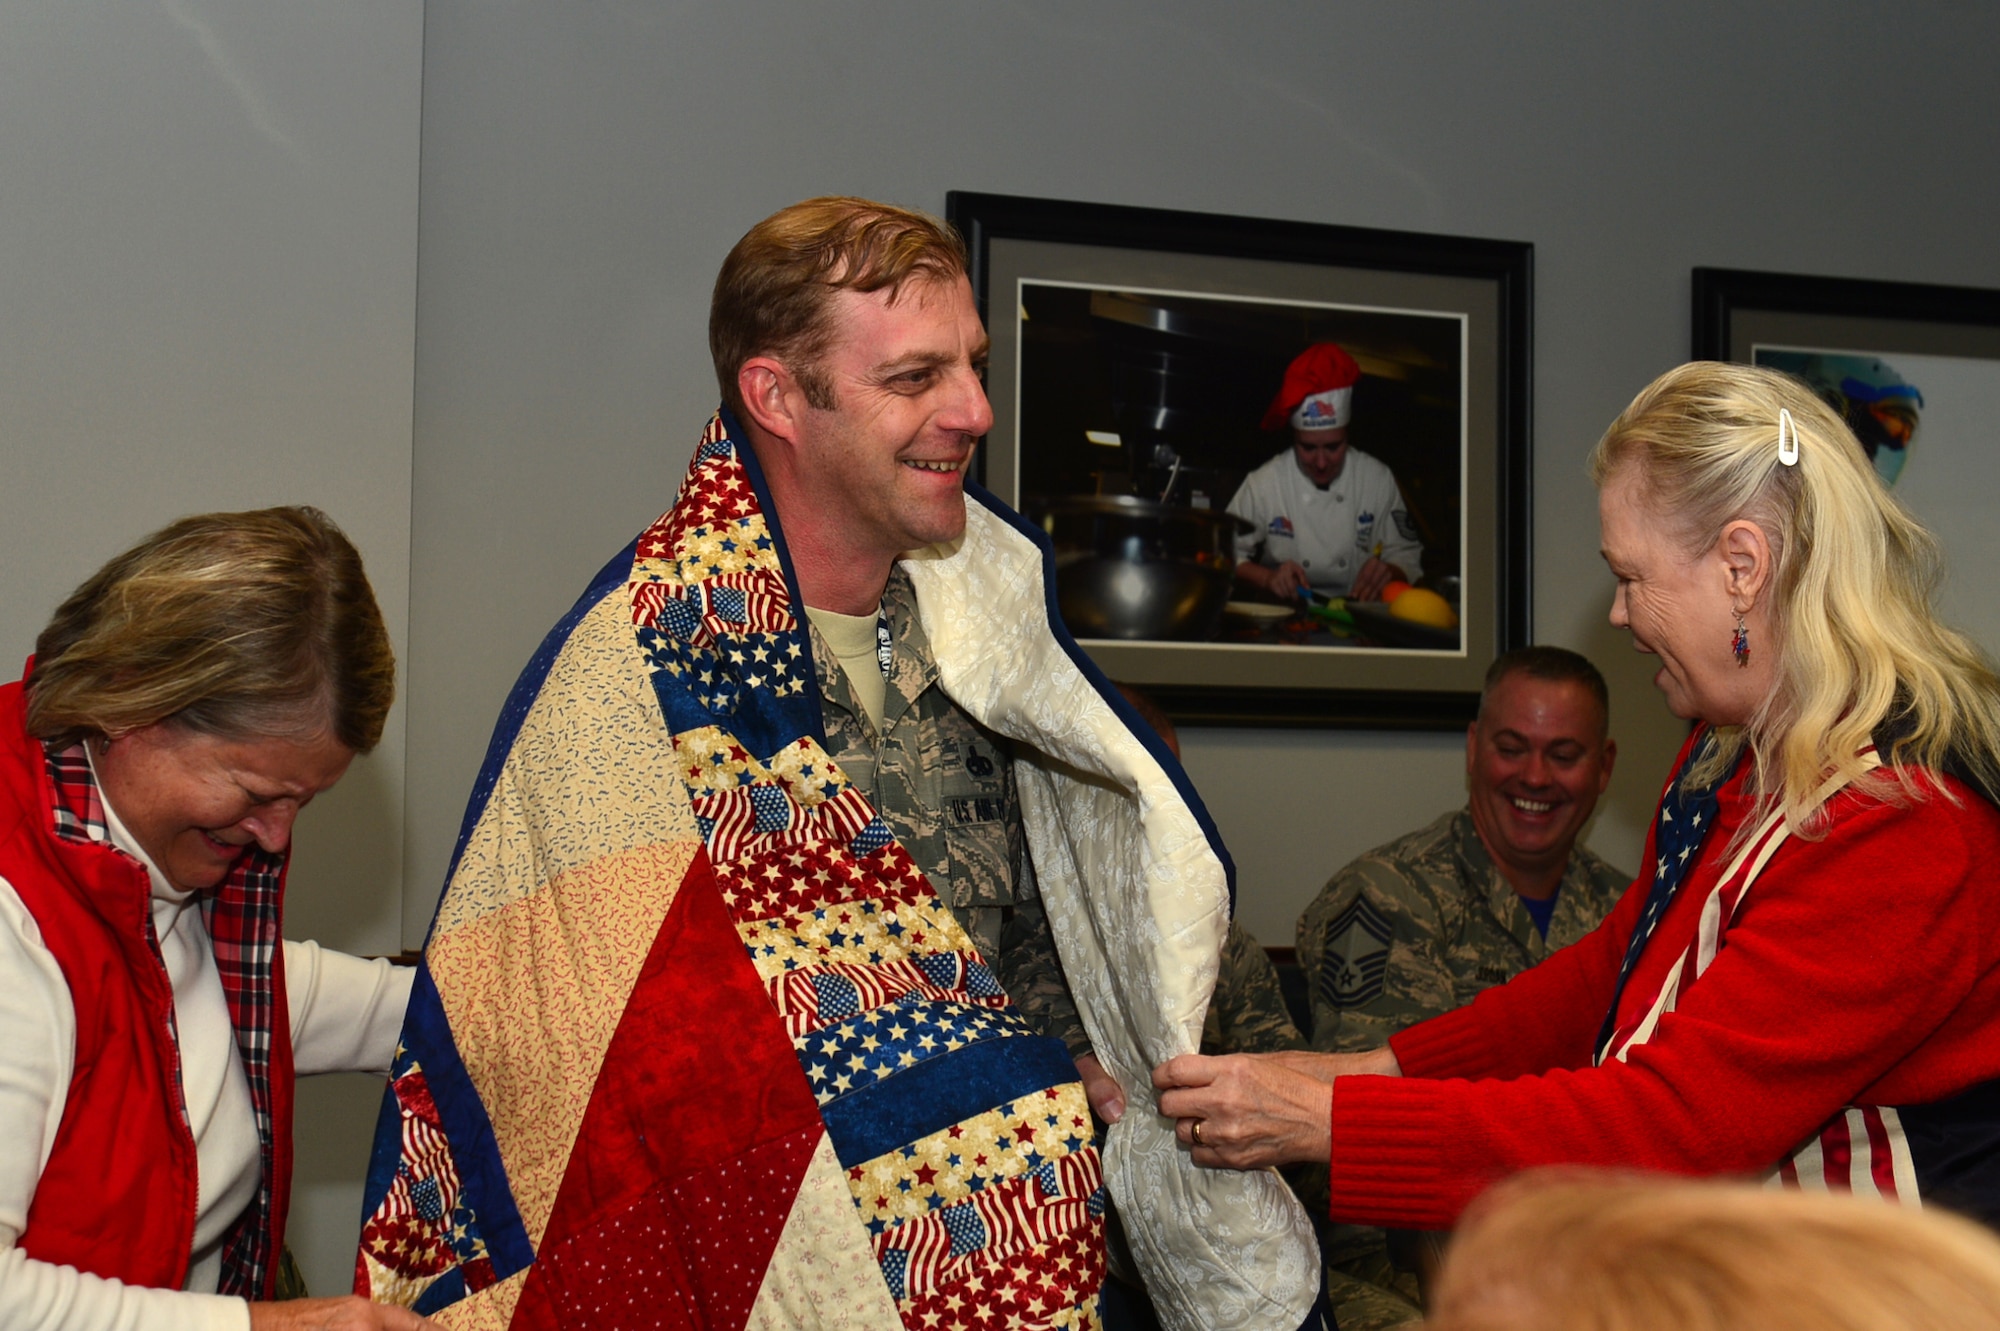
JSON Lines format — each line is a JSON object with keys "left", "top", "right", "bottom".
{"left": 1731, "top": 614, "right": 1750, "bottom": 668}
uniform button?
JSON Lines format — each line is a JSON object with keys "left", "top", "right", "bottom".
{"left": 1333, "top": 493, "right": 1344, "bottom": 502}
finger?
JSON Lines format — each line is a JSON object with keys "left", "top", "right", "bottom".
{"left": 1186, "top": 1120, "right": 1255, "bottom": 1170}
{"left": 1192, "top": 1142, "right": 1258, "bottom": 1171}
{"left": 1151, "top": 1053, "right": 1215, "bottom": 1090}
{"left": 1080, "top": 1056, "right": 1127, "bottom": 1120}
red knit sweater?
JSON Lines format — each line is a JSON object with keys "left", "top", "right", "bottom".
{"left": 1328, "top": 741, "right": 2000, "bottom": 1229}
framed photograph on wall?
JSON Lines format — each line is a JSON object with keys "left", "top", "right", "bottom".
{"left": 947, "top": 191, "right": 1532, "bottom": 727}
{"left": 1694, "top": 267, "right": 2000, "bottom": 659}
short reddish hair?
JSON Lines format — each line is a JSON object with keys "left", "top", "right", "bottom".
{"left": 708, "top": 196, "right": 968, "bottom": 416}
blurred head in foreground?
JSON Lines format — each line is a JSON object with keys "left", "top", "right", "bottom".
{"left": 1426, "top": 1171, "right": 2000, "bottom": 1331}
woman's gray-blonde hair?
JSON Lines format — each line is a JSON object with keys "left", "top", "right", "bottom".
{"left": 1427, "top": 1170, "right": 2000, "bottom": 1331}
{"left": 1590, "top": 360, "right": 2000, "bottom": 830}
{"left": 26, "top": 506, "right": 395, "bottom": 753}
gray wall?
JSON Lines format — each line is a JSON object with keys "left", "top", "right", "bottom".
{"left": 0, "top": 2, "right": 421, "bottom": 958}
{"left": 0, "top": 1, "right": 421, "bottom": 1298}
{"left": 403, "top": 0, "right": 2000, "bottom": 949}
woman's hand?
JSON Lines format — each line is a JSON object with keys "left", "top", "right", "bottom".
{"left": 249, "top": 1296, "right": 440, "bottom": 1330}
{"left": 1152, "top": 1052, "right": 1332, "bottom": 1169}
{"left": 1263, "top": 1045, "right": 1402, "bottom": 1082}
{"left": 1151, "top": 1045, "right": 1400, "bottom": 1170}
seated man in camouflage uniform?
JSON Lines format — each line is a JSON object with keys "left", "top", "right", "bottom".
{"left": 1292, "top": 645, "right": 1630, "bottom": 1327}
{"left": 1297, "top": 646, "right": 1627, "bottom": 1049}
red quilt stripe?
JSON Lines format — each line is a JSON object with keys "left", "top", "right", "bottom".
{"left": 514, "top": 850, "right": 826, "bottom": 1329}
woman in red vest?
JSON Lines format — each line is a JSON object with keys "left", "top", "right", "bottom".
{"left": 1156, "top": 362, "right": 2000, "bottom": 1234}
{"left": 0, "top": 508, "right": 434, "bottom": 1329}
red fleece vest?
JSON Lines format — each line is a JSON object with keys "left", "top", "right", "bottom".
{"left": 0, "top": 681, "right": 293, "bottom": 1295}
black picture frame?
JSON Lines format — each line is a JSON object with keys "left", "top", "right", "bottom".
{"left": 1694, "top": 267, "right": 2000, "bottom": 658}
{"left": 1693, "top": 267, "right": 2000, "bottom": 366}
{"left": 947, "top": 191, "right": 1533, "bottom": 728}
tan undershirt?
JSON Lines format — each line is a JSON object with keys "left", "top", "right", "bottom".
{"left": 803, "top": 603, "right": 885, "bottom": 730}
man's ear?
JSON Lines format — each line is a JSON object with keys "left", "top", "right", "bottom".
{"left": 1465, "top": 720, "right": 1479, "bottom": 777}
{"left": 1718, "top": 518, "right": 1773, "bottom": 613}
{"left": 1598, "top": 737, "right": 1618, "bottom": 792}
{"left": 737, "top": 355, "right": 807, "bottom": 442}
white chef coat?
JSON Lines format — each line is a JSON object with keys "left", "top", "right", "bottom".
{"left": 1225, "top": 445, "right": 1423, "bottom": 594}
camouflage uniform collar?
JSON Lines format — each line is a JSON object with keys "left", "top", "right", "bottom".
{"left": 1452, "top": 805, "right": 1556, "bottom": 953}
{"left": 1448, "top": 806, "right": 1501, "bottom": 886}
{"left": 810, "top": 566, "right": 938, "bottom": 737}
{"left": 876, "top": 564, "right": 939, "bottom": 725}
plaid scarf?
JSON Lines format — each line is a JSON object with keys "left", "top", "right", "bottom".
{"left": 45, "top": 741, "right": 287, "bottom": 1298}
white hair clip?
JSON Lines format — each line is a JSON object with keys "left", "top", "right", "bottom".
{"left": 1777, "top": 407, "right": 1800, "bottom": 467}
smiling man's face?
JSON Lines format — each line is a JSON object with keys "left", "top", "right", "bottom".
{"left": 1465, "top": 672, "right": 1615, "bottom": 892}
{"left": 791, "top": 274, "right": 993, "bottom": 562}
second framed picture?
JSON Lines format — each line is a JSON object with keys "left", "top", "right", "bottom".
{"left": 1695, "top": 267, "right": 2000, "bottom": 662}
{"left": 947, "top": 191, "right": 1532, "bottom": 727}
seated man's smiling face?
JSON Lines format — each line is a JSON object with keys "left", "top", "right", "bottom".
{"left": 1465, "top": 672, "right": 1614, "bottom": 886}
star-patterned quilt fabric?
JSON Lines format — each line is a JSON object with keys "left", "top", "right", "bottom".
{"left": 353, "top": 412, "right": 1106, "bottom": 1329}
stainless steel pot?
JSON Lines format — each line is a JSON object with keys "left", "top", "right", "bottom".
{"left": 1033, "top": 495, "right": 1251, "bottom": 641}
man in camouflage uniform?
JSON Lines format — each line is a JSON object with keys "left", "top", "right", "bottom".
{"left": 729, "top": 195, "right": 1122, "bottom": 1123}
{"left": 1290, "top": 646, "right": 1629, "bottom": 1328}
{"left": 811, "top": 564, "right": 1090, "bottom": 1061}
{"left": 1200, "top": 919, "right": 1307, "bottom": 1056}
{"left": 1296, "top": 646, "right": 1627, "bottom": 1051}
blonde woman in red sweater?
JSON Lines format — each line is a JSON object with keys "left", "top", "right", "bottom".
{"left": 1157, "top": 361, "right": 2000, "bottom": 1230}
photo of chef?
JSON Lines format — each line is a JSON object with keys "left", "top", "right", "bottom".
{"left": 1015, "top": 281, "right": 1465, "bottom": 650}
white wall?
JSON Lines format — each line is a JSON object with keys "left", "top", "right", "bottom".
{"left": 0, "top": 0, "right": 422, "bottom": 952}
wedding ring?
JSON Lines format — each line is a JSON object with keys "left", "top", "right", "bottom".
{"left": 1191, "top": 1120, "right": 1205, "bottom": 1147}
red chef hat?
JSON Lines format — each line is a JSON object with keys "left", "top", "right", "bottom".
{"left": 1261, "top": 342, "right": 1361, "bottom": 432}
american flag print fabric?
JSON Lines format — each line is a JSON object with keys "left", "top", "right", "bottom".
{"left": 354, "top": 412, "right": 1105, "bottom": 1328}
{"left": 1774, "top": 1106, "right": 1921, "bottom": 1201}
{"left": 1601, "top": 741, "right": 1939, "bottom": 1203}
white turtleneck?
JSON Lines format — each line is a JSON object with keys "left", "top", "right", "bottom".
{"left": 0, "top": 761, "right": 413, "bottom": 1330}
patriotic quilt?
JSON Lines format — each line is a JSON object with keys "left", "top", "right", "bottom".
{"left": 354, "top": 411, "right": 1320, "bottom": 1330}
